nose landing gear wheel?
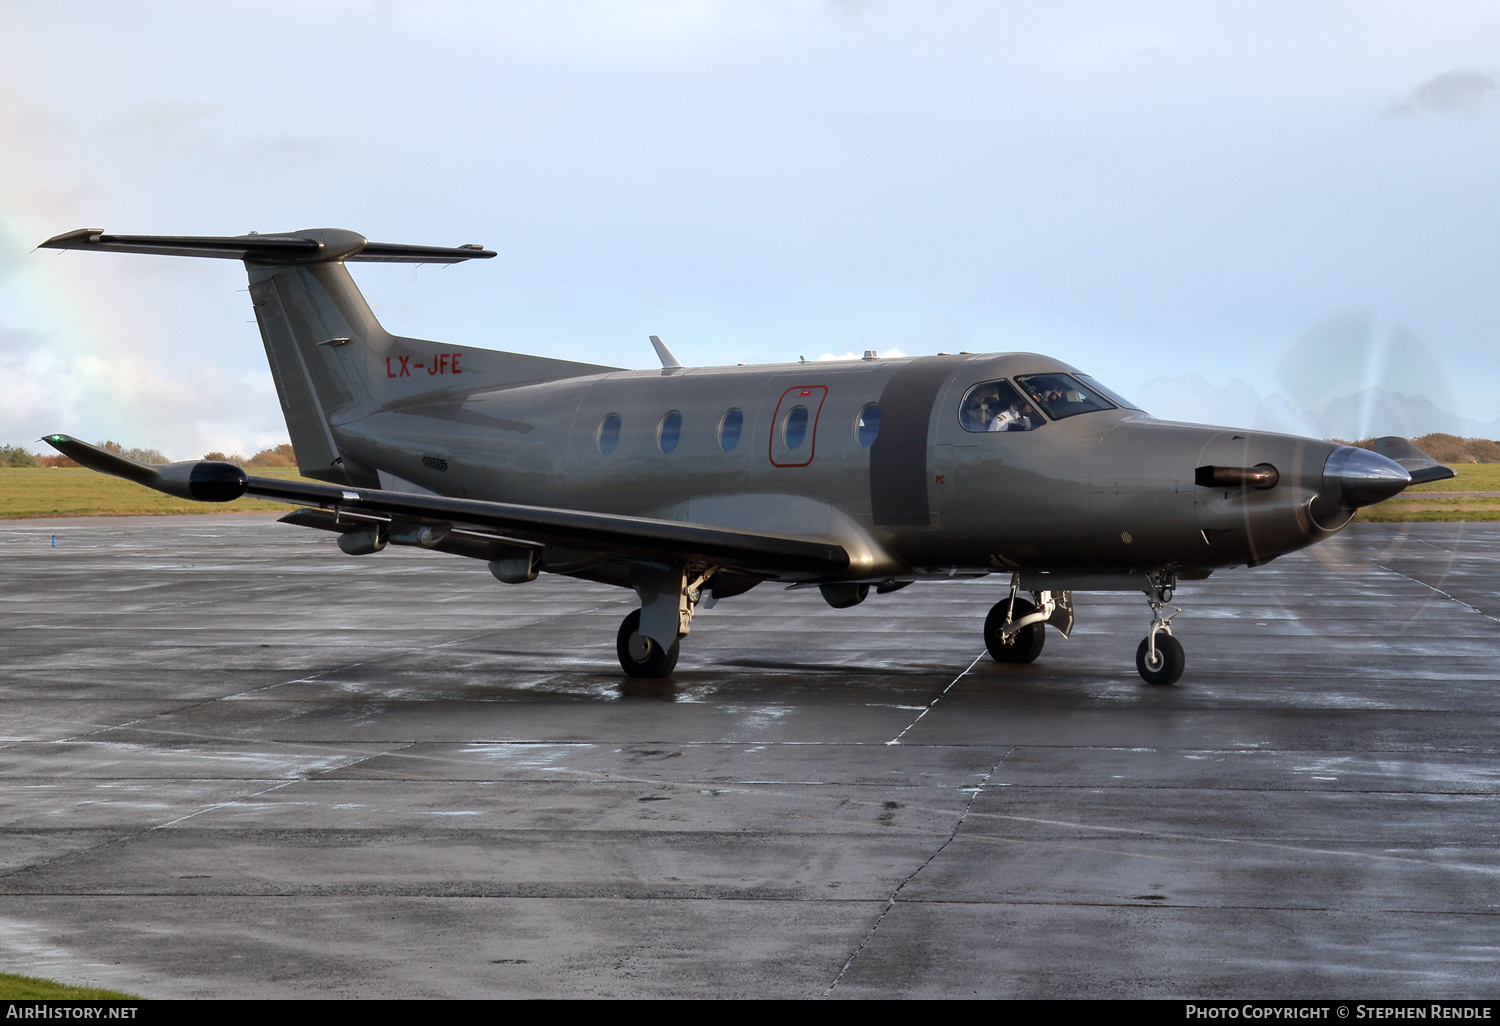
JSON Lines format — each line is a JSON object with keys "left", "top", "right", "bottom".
{"left": 985, "top": 597, "right": 1046, "bottom": 663}
{"left": 617, "top": 609, "right": 681, "bottom": 678}
{"left": 1135, "top": 632, "right": 1184, "bottom": 686}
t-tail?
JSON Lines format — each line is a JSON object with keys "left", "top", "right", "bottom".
{"left": 40, "top": 228, "right": 616, "bottom": 486}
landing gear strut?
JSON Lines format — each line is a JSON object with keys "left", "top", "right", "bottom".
{"left": 1136, "top": 572, "right": 1184, "bottom": 685}
{"left": 615, "top": 563, "right": 718, "bottom": 678}
{"left": 985, "top": 583, "right": 1073, "bottom": 664}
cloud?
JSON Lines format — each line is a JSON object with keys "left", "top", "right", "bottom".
{"left": 1132, "top": 371, "right": 1500, "bottom": 440}
{"left": 1133, "top": 373, "right": 1261, "bottom": 428}
{"left": 0, "top": 324, "right": 283, "bottom": 462}
{"left": 100, "top": 100, "right": 327, "bottom": 172}
{"left": 112, "top": 100, "right": 225, "bottom": 134}
{"left": 1386, "top": 70, "right": 1497, "bottom": 117}
{"left": 829, "top": 0, "right": 883, "bottom": 19}
{"left": 232, "top": 134, "right": 330, "bottom": 169}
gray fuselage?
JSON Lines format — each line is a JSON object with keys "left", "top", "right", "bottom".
{"left": 334, "top": 351, "right": 1343, "bottom": 583}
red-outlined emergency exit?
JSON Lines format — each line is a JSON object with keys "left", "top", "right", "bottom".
{"left": 768, "top": 385, "right": 828, "bottom": 468}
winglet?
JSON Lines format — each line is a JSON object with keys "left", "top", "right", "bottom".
{"left": 649, "top": 335, "right": 683, "bottom": 370}
{"left": 1370, "top": 436, "right": 1457, "bottom": 486}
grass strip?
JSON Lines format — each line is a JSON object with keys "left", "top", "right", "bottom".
{"left": 1404, "top": 463, "right": 1500, "bottom": 493}
{"left": 0, "top": 971, "right": 139, "bottom": 999}
{"left": 0, "top": 467, "right": 316, "bottom": 519}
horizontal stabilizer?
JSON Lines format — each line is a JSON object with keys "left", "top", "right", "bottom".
{"left": 1370, "top": 436, "right": 1456, "bottom": 486}
{"left": 43, "top": 435, "right": 850, "bottom": 579}
{"left": 39, "top": 228, "right": 495, "bottom": 264}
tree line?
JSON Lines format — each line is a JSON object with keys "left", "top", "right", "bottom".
{"left": 0, "top": 442, "right": 298, "bottom": 468}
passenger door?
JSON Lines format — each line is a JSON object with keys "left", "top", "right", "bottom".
{"left": 767, "top": 384, "right": 828, "bottom": 468}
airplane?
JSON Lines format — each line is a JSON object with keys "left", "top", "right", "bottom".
{"left": 36, "top": 227, "right": 1456, "bottom": 685}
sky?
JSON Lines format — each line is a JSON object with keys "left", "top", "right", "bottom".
{"left": 2, "top": 1, "right": 1499, "bottom": 459}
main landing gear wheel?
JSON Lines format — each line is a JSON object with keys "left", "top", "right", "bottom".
{"left": 985, "top": 597, "right": 1045, "bottom": 664}
{"left": 1135, "top": 632, "right": 1185, "bottom": 686}
{"left": 616, "top": 609, "right": 680, "bottom": 678}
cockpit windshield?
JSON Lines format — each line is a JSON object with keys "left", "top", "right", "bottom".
{"left": 1074, "top": 373, "right": 1144, "bottom": 413}
{"left": 958, "top": 380, "right": 1043, "bottom": 432}
{"left": 1014, "top": 373, "right": 1116, "bottom": 421}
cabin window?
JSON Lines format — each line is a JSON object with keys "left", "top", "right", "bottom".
{"left": 856, "top": 403, "right": 880, "bottom": 447}
{"left": 597, "top": 412, "right": 621, "bottom": 455}
{"left": 658, "top": 410, "right": 682, "bottom": 454}
{"left": 1015, "top": 373, "right": 1115, "bottom": 420}
{"left": 958, "top": 380, "right": 1042, "bottom": 433}
{"left": 782, "top": 405, "right": 809, "bottom": 450}
{"left": 718, "top": 408, "right": 743, "bottom": 451}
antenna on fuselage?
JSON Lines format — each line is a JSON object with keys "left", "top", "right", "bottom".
{"left": 648, "top": 335, "right": 683, "bottom": 370}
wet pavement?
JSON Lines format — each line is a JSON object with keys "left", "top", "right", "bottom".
{"left": 0, "top": 514, "right": 1497, "bottom": 998}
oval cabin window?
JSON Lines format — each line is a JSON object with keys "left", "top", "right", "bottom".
{"left": 856, "top": 403, "right": 880, "bottom": 447}
{"left": 718, "top": 408, "right": 743, "bottom": 452}
{"left": 597, "top": 413, "right": 622, "bottom": 455}
{"left": 658, "top": 410, "right": 682, "bottom": 454}
{"left": 783, "top": 405, "right": 809, "bottom": 450}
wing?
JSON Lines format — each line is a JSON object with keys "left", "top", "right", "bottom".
{"left": 42, "top": 435, "right": 849, "bottom": 579}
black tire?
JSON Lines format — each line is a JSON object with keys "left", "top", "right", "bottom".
{"left": 984, "top": 598, "right": 1046, "bottom": 663}
{"left": 616, "top": 609, "right": 681, "bottom": 678}
{"left": 1135, "top": 632, "right": 1185, "bottom": 686}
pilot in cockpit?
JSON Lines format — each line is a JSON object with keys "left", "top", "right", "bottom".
{"left": 985, "top": 400, "right": 1020, "bottom": 431}
{"left": 962, "top": 382, "right": 1039, "bottom": 433}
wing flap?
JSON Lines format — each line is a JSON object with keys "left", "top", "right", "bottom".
{"left": 279, "top": 507, "right": 553, "bottom": 563}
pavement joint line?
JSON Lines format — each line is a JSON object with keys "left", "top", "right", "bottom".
{"left": 33, "top": 599, "right": 634, "bottom": 750}
{"left": 1, "top": 892, "right": 1496, "bottom": 917}
{"left": 961, "top": 816, "right": 1500, "bottom": 873}
{"left": 11, "top": 736, "right": 1499, "bottom": 752}
{"left": 956, "top": 832, "right": 1494, "bottom": 871}
{"left": 852, "top": 899, "right": 1500, "bottom": 916}
{"left": 824, "top": 747, "right": 1010, "bottom": 996}
{"left": 885, "top": 650, "right": 987, "bottom": 745}
{"left": 0, "top": 775, "right": 993, "bottom": 790}
{"left": 0, "top": 743, "right": 422, "bottom": 883}
{"left": 4, "top": 778, "right": 1494, "bottom": 796}
{"left": 1399, "top": 534, "right": 1464, "bottom": 555}
{"left": 1372, "top": 562, "right": 1500, "bottom": 625}
{"left": 0, "top": 777, "right": 303, "bottom": 884}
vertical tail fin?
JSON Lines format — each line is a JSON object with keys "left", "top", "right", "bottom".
{"left": 41, "top": 228, "right": 617, "bottom": 486}
{"left": 249, "top": 260, "right": 385, "bottom": 483}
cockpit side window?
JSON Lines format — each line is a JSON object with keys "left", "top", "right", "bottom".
{"left": 1015, "top": 373, "right": 1115, "bottom": 421}
{"left": 958, "top": 380, "right": 1043, "bottom": 433}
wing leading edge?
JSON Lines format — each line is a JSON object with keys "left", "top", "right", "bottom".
{"left": 42, "top": 435, "right": 850, "bottom": 579}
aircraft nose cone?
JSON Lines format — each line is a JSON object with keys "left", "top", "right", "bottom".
{"left": 1322, "top": 445, "right": 1412, "bottom": 508}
